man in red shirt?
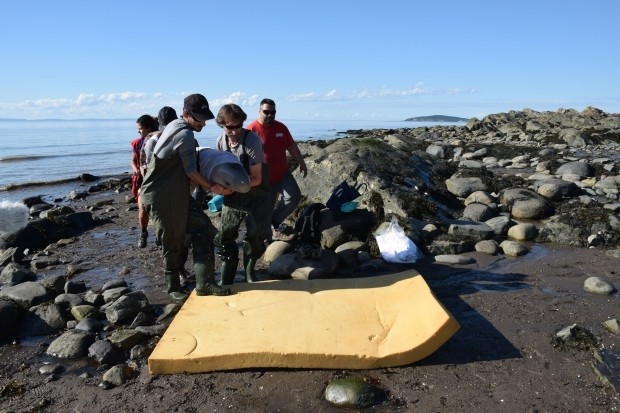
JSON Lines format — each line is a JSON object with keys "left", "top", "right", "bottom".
{"left": 247, "top": 99, "right": 307, "bottom": 241}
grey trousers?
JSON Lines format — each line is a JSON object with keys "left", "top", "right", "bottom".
{"left": 265, "top": 171, "right": 301, "bottom": 234}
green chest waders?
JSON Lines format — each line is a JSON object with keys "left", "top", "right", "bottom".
{"left": 141, "top": 153, "right": 190, "bottom": 301}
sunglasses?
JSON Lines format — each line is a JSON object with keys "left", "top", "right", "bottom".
{"left": 223, "top": 123, "right": 243, "bottom": 130}
{"left": 261, "top": 110, "right": 276, "bottom": 116}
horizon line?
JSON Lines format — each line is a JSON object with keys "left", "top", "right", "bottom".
{"left": 0, "top": 117, "right": 470, "bottom": 123}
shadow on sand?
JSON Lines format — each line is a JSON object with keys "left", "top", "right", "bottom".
{"left": 413, "top": 256, "right": 527, "bottom": 366}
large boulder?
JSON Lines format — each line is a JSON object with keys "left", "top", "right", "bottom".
{"left": 19, "top": 302, "right": 68, "bottom": 337}
{"left": 499, "top": 188, "right": 554, "bottom": 220}
{"left": 0, "top": 281, "right": 49, "bottom": 309}
{"left": 0, "top": 300, "right": 20, "bottom": 340}
{"left": 268, "top": 250, "right": 339, "bottom": 280}
{"left": 1, "top": 212, "right": 95, "bottom": 251}
{"left": 319, "top": 209, "right": 375, "bottom": 250}
{"left": 46, "top": 330, "right": 96, "bottom": 359}
{"left": 445, "top": 177, "right": 487, "bottom": 198}
{"left": 0, "top": 262, "right": 37, "bottom": 285}
{"left": 534, "top": 179, "right": 582, "bottom": 200}
{"left": 555, "top": 161, "right": 594, "bottom": 178}
{"left": 558, "top": 128, "right": 591, "bottom": 147}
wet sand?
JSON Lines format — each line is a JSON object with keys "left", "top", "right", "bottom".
{"left": 1, "top": 190, "right": 620, "bottom": 412}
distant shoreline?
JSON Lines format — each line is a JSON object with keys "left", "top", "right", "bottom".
{"left": 404, "top": 115, "right": 469, "bottom": 122}
{"left": 0, "top": 173, "right": 132, "bottom": 204}
{"left": 0, "top": 172, "right": 131, "bottom": 192}
{"left": 0, "top": 118, "right": 134, "bottom": 122}
{"left": 0, "top": 119, "right": 464, "bottom": 202}
{"left": 0, "top": 116, "right": 470, "bottom": 123}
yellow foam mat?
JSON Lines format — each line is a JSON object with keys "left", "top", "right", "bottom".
{"left": 148, "top": 271, "right": 459, "bottom": 374}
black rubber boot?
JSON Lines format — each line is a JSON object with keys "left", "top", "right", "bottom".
{"left": 218, "top": 259, "right": 238, "bottom": 286}
{"left": 179, "top": 247, "right": 194, "bottom": 285}
{"left": 164, "top": 270, "right": 188, "bottom": 303}
{"left": 138, "top": 229, "right": 148, "bottom": 248}
{"left": 243, "top": 255, "right": 258, "bottom": 283}
{"left": 195, "top": 263, "right": 230, "bottom": 296}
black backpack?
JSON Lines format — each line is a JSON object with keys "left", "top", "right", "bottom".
{"left": 294, "top": 203, "right": 325, "bottom": 245}
{"left": 325, "top": 181, "right": 367, "bottom": 210}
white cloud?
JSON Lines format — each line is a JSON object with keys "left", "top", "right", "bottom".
{"left": 210, "top": 92, "right": 261, "bottom": 111}
{"left": 447, "top": 88, "right": 478, "bottom": 94}
{"left": 288, "top": 92, "right": 323, "bottom": 102}
{"left": 104, "top": 92, "right": 149, "bottom": 102}
{"left": 286, "top": 83, "right": 475, "bottom": 103}
{"left": 244, "top": 94, "right": 260, "bottom": 106}
{"left": 76, "top": 94, "right": 97, "bottom": 105}
{"left": 350, "top": 90, "right": 372, "bottom": 99}
{"left": 0, "top": 85, "right": 485, "bottom": 120}
{"left": 375, "top": 85, "right": 428, "bottom": 97}
{"left": 223, "top": 91, "right": 245, "bottom": 104}
{"left": 0, "top": 92, "right": 172, "bottom": 118}
{"left": 76, "top": 92, "right": 150, "bottom": 106}
{"left": 25, "top": 98, "right": 73, "bottom": 109}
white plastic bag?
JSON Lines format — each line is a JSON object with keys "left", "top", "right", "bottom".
{"left": 374, "top": 216, "right": 424, "bottom": 264}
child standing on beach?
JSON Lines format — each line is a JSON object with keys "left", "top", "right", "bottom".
{"left": 131, "top": 114, "right": 158, "bottom": 248}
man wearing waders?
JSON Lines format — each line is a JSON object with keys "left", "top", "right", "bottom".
{"left": 141, "top": 94, "right": 231, "bottom": 302}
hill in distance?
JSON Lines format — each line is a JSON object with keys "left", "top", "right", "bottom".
{"left": 404, "top": 115, "right": 469, "bottom": 122}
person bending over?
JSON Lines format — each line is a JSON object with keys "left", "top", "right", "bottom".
{"left": 140, "top": 94, "right": 229, "bottom": 302}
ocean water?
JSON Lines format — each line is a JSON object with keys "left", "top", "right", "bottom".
{"left": 0, "top": 118, "right": 459, "bottom": 203}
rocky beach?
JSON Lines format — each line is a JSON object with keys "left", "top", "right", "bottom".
{"left": 1, "top": 107, "right": 620, "bottom": 412}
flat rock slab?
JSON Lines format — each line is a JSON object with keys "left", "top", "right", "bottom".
{"left": 148, "top": 271, "right": 459, "bottom": 374}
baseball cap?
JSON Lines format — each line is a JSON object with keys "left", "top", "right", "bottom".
{"left": 184, "top": 94, "right": 215, "bottom": 122}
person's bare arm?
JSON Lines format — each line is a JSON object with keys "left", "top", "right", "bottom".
{"left": 287, "top": 142, "right": 307, "bottom": 177}
{"left": 213, "top": 184, "right": 233, "bottom": 196}
{"left": 248, "top": 163, "right": 263, "bottom": 188}
{"left": 187, "top": 171, "right": 233, "bottom": 196}
{"left": 131, "top": 152, "right": 140, "bottom": 174}
{"left": 187, "top": 170, "right": 214, "bottom": 191}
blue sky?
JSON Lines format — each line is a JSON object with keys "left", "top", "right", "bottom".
{"left": 1, "top": 1, "right": 618, "bottom": 121}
